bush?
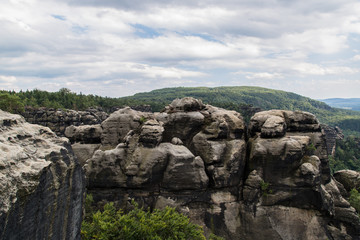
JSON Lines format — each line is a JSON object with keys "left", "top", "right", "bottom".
{"left": 81, "top": 201, "right": 207, "bottom": 240}
{"left": 349, "top": 188, "right": 360, "bottom": 213}
{"left": 0, "top": 92, "right": 24, "bottom": 113}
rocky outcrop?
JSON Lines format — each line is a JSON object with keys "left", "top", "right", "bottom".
{"left": 80, "top": 99, "right": 360, "bottom": 239}
{"left": 334, "top": 170, "right": 360, "bottom": 192}
{"left": 242, "top": 110, "right": 359, "bottom": 239}
{"left": 0, "top": 110, "right": 84, "bottom": 240}
{"left": 21, "top": 107, "right": 108, "bottom": 136}
{"left": 321, "top": 124, "right": 344, "bottom": 156}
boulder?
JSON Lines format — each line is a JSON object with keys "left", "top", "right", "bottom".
{"left": 334, "top": 170, "right": 360, "bottom": 192}
{"left": 0, "top": 110, "right": 84, "bottom": 240}
{"left": 65, "top": 124, "right": 102, "bottom": 144}
{"left": 100, "top": 107, "right": 151, "bottom": 147}
{"left": 167, "top": 97, "right": 205, "bottom": 112}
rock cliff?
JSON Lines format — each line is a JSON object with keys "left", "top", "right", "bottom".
{"left": 0, "top": 110, "right": 84, "bottom": 240}
{"left": 77, "top": 98, "right": 360, "bottom": 240}
{"left": 21, "top": 107, "right": 108, "bottom": 136}
{"left": 2, "top": 97, "right": 359, "bottom": 240}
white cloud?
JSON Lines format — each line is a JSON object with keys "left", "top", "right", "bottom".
{"left": 0, "top": 0, "right": 359, "bottom": 98}
{"left": 244, "top": 72, "right": 283, "bottom": 80}
{"left": 352, "top": 55, "right": 360, "bottom": 61}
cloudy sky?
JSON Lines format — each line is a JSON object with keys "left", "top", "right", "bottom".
{"left": 1, "top": 0, "right": 360, "bottom": 99}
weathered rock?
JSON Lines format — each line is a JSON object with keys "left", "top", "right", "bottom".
{"left": 0, "top": 110, "right": 84, "bottom": 240}
{"left": 321, "top": 124, "right": 344, "bottom": 156}
{"left": 334, "top": 170, "right": 360, "bottom": 192}
{"left": 156, "top": 111, "right": 204, "bottom": 144}
{"left": 71, "top": 142, "right": 100, "bottom": 166}
{"left": 163, "top": 149, "right": 208, "bottom": 190}
{"left": 167, "top": 97, "right": 205, "bottom": 112}
{"left": 65, "top": 124, "right": 102, "bottom": 144}
{"left": 240, "top": 110, "right": 359, "bottom": 239}
{"left": 139, "top": 119, "right": 164, "bottom": 148}
{"left": 21, "top": 107, "right": 108, "bottom": 136}
{"left": 100, "top": 107, "right": 151, "bottom": 147}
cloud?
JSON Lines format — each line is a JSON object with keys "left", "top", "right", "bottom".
{"left": 0, "top": 0, "right": 359, "bottom": 98}
{"left": 352, "top": 55, "right": 360, "bottom": 61}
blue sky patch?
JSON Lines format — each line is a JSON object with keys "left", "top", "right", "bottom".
{"left": 132, "top": 24, "right": 161, "bottom": 38}
{"left": 52, "top": 15, "right": 66, "bottom": 21}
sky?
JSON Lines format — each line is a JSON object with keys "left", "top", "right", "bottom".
{"left": 1, "top": 0, "right": 360, "bottom": 99}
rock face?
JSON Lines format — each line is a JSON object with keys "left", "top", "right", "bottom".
{"left": 334, "top": 170, "right": 360, "bottom": 192}
{"left": 321, "top": 124, "right": 344, "bottom": 156}
{"left": 0, "top": 110, "right": 84, "bottom": 240}
{"left": 243, "top": 110, "right": 359, "bottom": 239}
{"left": 21, "top": 107, "right": 108, "bottom": 136}
{"left": 80, "top": 99, "right": 360, "bottom": 239}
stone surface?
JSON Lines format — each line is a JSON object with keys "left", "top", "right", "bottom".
{"left": 21, "top": 107, "right": 108, "bottom": 136}
{"left": 321, "top": 124, "right": 344, "bottom": 156}
{"left": 167, "top": 97, "right": 205, "bottom": 112}
{"left": 100, "top": 107, "right": 152, "bottom": 147}
{"left": 0, "top": 110, "right": 84, "bottom": 240}
{"left": 65, "top": 124, "right": 102, "bottom": 144}
{"left": 334, "top": 170, "right": 360, "bottom": 192}
{"left": 241, "top": 110, "right": 359, "bottom": 239}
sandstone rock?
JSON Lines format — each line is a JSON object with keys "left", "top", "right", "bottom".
{"left": 0, "top": 110, "right": 84, "bottom": 240}
{"left": 249, "top": 110, "right": 320, "bottom": 137}
{"left": 71, "top": 142, "right": 100, "bottom": 166}
{"left": 239, "top": 205, "right": 340, "bottom": 240}
{"left": 100, "top": 107, "right": 151, "bottom": 147}
{"left": 65, "top": 124, "right": 102, "bottom": 144}
{"left": 171, "top": 137, "right": 183, "bottom": 145}
{"left": 261, "top": 115, "right": 286, "bottom": 138}
{"left": 321, "top": 124, "right": 344, "bottom": 156}
{"left": 163, "top": 149, "right": 208, "bottom": 190}
{"left": 334, "top": 170, "right": 360, "bottom": 192}
{"left": 81, "top": 101, "right": 359, "bottom": 240}
{"left": 157, "top": 111, "right": 204, "bottom": 144}
{"left": 21, "top": 107, "right": 108, "bottom": 136}
{"left": 167, "top": 97, "right": 205, "bottom": 112}
{"left": 139, "top": 119, "right": 164, "bottom": 148}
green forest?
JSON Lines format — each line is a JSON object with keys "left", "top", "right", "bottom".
{"left": 330, "top": 136, "right": 360, "bottom": 173}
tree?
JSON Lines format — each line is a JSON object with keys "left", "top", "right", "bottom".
{"left": 0, "top": 92, "right": 25, "bottom": 113}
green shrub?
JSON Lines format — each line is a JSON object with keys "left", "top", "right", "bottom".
{"left": 81, "top": 201, "right": 207, "bottom": 240}
{"left": 349, "top": 188, "right": 360, "bottom": 213}
{"left": 260, "top": 180, "right": 272, "bottom": 197}
{"left": 0, "top": 93, "right": 24, "bottom": 113}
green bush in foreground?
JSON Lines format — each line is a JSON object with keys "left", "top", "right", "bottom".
{"left": 81, "top": 201, "right": 208, "bottom": 240}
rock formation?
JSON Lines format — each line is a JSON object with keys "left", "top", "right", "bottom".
{"left": 0, "top": 110, "right": 84, "bottom": 240}
{"left": 242, "top": 110, "right": 359, "bottom": 239}
{"left": 321, "top": 124, "right": 344, "bottom": 156}
{"left": 21, "top": 107, "right": 108, "bottom": 136}
{"left": 334, "top": 170, "right": 360, "bottom": 193}
{"left": 78, "top": 98, "right": 360, "bottom": 239}
{"left": 3, "top": 97, "right": 360, "bottom": 240}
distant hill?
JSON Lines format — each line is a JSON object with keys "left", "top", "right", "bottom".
{"left": 321, "top": 98, "right": 360, "bottom": 111}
